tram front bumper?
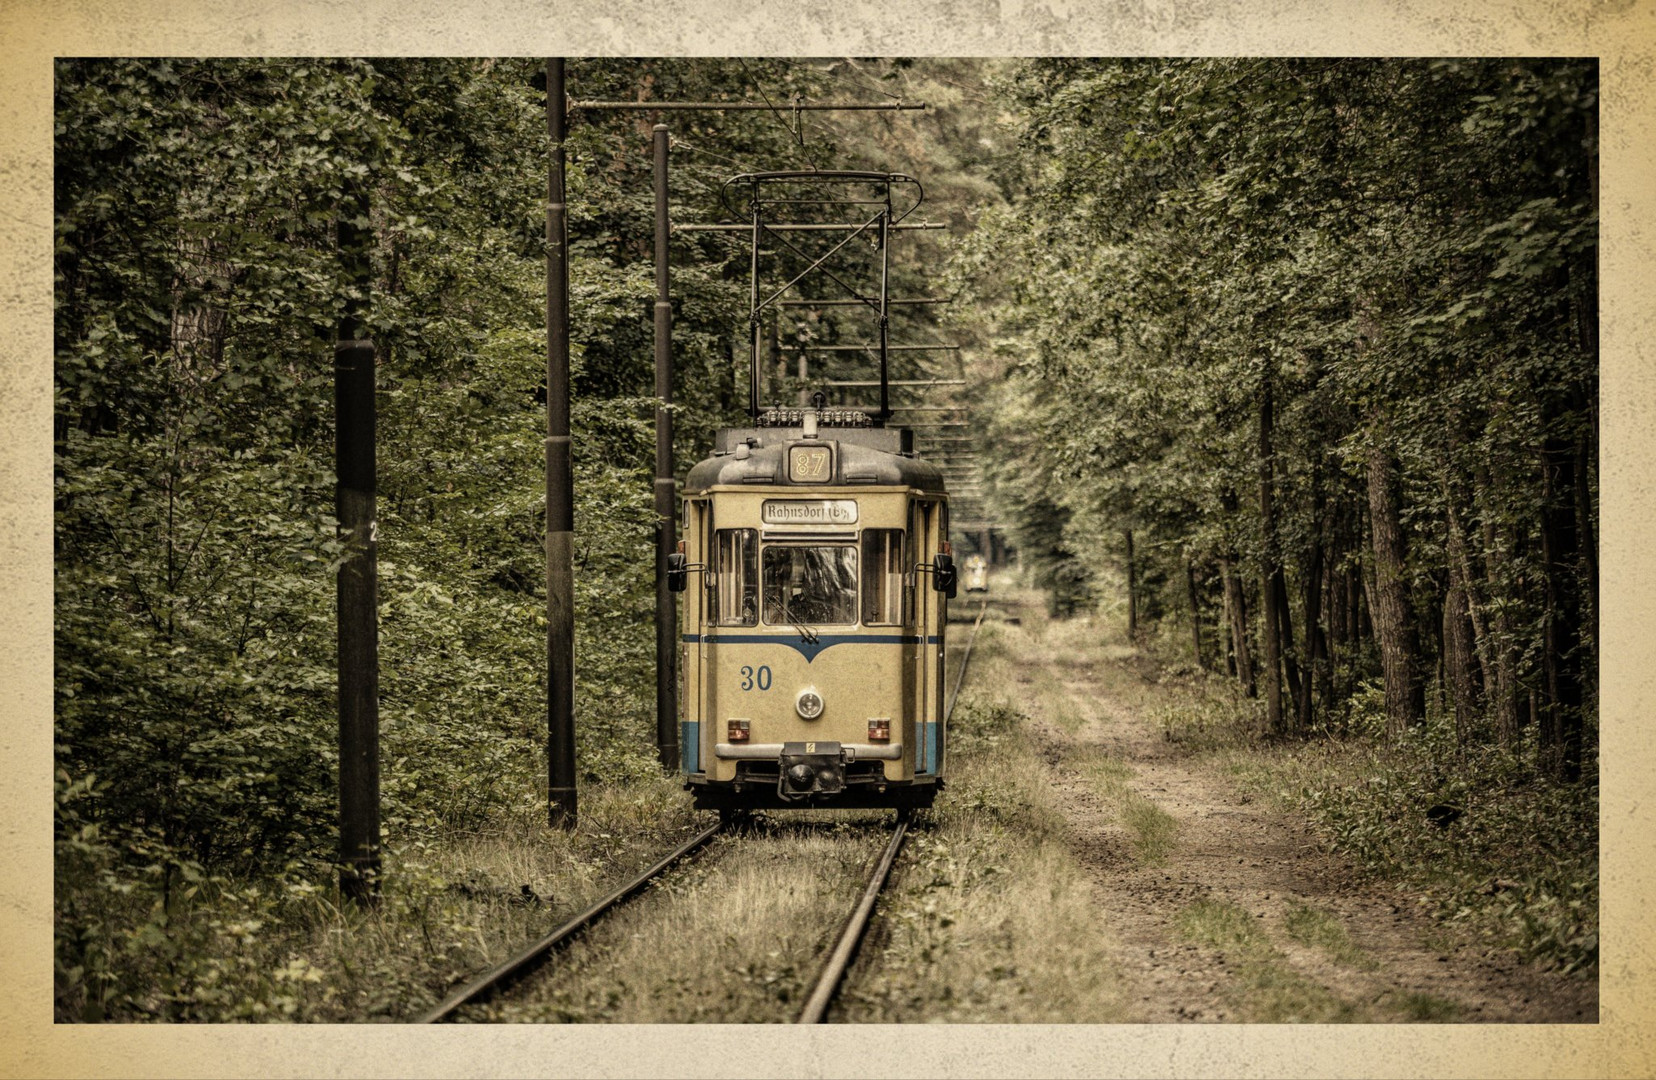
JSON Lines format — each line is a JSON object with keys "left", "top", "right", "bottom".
{"left": 713, "top": 741, "right": 903, "bottom": 761}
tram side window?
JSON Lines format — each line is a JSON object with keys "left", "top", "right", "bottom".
{"left": 861, "top": 529, "right": 906, "bottom": 626}
{"left": 714, "top": 528, "right": 758, "bottom": 626}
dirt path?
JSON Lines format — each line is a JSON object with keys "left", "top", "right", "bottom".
{"left": 1000, "top": 603, "right": 1597, "bottom": 1024}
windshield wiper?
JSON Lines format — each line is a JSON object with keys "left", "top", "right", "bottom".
{"left": 782, "top": 600, "right": 820, "bottom": 645}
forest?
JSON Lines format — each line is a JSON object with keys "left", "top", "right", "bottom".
{"left": 53, "top": 57, "right": 1596, "bottom": 1021}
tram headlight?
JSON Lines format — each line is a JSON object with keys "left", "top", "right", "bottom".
{"left": 796, "top": 688, "right": 825, "bottom": 720}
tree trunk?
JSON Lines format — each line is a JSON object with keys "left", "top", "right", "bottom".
{"left": 1578, "top": 96, "right": 1600, "bottom": 716}
{"left": 1186, "top": 559, "right": 1207, "bottom": 670}
{"left": 1540, "top": 434, "right": 1585, "bottom": 782}
{"left": 1484, "top": 518, "right": 1524, "bottom": 748}
{"left": 1426, "top": 577, "right": 1446, "bottom": 720}
{"left": 1444, "top": 562, "right": 1480, "bottom": 748}
{"left": 1474, "top": 461, "right": 1525, "bottom": 747}
{"left": 1445, "top": 497, "right": 1494, "bottom": 701}
{"left": 1259, "top": 365, "right": 1284, "bottom": 733}
{"left": 1326, "top": 519, "right": 1348, "bottom": 709}
{"left": 1298, "top": 531, "right": 1324, "bottom": 732}
{"left": 1124, "top": 528, "right": 1138, "bottom": 642}
{"left": 1577, "top": 428, "right": 1597, "bottom": 714}
{"left": 1275, "top": 570, "right": 1304, "bottom": 729}
{"left": 1219, "top": 566, "right": 1238, "bottom": 677}
{"left": 1222, "top": 556, "right": 1255, "bottom": 697}
{"left": 1366, "top": 440, "right": 1423, "bottom": 736}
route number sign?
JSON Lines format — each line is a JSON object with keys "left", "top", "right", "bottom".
{"left": 788, "top": 444, "right": 833, "bottom": 483}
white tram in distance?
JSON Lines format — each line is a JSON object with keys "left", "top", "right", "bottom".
{"left": 669, "top": 406, "right": 957, "bottom": 812}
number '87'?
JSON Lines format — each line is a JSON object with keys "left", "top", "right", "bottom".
{"left": 740, "top": 665, "right": 772, "bottom": 691}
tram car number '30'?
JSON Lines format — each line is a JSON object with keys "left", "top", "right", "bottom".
{"left": 668, "top": 411, "right": 957, "bottom": 811}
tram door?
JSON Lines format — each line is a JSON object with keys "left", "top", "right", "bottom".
{"left": 683, "top": 499, "right": 710, "bottom": 775}
{"left": 911, "top": 500, "right": 942, "bottom": 775}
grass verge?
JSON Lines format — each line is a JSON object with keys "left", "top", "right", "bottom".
{"left": 1283, "top": 902, "right": 1374, "bottom": 970}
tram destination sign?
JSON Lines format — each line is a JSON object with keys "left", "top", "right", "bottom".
{"left": 762, "top": 499, "right": 859, "bottom": 526}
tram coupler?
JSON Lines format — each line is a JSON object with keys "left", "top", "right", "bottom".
{"left": 778, "top": 741, "right": 845, "bottom": 799}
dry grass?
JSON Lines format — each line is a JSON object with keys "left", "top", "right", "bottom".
{"left": 462, "top": 616, "right": 1136, "bottom": 1023}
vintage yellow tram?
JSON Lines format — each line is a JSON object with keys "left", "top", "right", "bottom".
{"left": 670, "top": 407, "right": 956, "bottom": 812}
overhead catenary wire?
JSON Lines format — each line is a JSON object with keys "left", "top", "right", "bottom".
{"left": 737, "top": 58, "right": 806, "bottom": 151}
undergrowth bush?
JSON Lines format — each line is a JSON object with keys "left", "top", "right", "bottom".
{"left": 55, "top": 777, "right": 694, "bottom": 1022}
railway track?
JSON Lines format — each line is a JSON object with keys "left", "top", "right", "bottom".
{"left": 415, "top": 821, "right": 722, "bottom": 1023}
{"left": 417, "top": 599, "right": 990, "bottom": 1024}
{"left": 795, "top": 812, "right": 911, "bottom": 1023}
{"left": 795, "top": 598, "right": 987, "bottom": 1023}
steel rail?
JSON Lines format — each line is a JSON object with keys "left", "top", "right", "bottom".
{"left": 795, "top": 818, "right": 909, "bottom": 1024}
{"left": 796, "top": 601, "right": 988, "bottom": 1024}
{"left": 415, "top": 821, "right": 723, "bottom": 1022}
{"left": 946, "top": 601, "right": 991, "bottom": 721}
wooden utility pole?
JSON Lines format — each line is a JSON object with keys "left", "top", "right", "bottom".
{"left": 653, "top": 123, "right": 678, "bottom": 771}
{"left": 335, "top": 184, "right": 380, "bottom": 903}
{"left": 546, "top": 58, "right": 578, "bottom": 827}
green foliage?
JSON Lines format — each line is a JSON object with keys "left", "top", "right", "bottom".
{"left": 54, "top": 778, "right": 698, "bottom": 1022}
{"left": 1293, "top": 734, "right": 1597, "bottom": 974}
{"left": 957, "top": 57, "right": 1597, "bottom": 777}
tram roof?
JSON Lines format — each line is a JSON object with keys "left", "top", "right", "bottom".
{"left": 685, "top": 426, "right": 947, "bottom": 496}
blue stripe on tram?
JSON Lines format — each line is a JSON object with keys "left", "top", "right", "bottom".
{"left": 680, "top": 633, "right": 940, "bottom": 662}
{"left": 681, "top": 720, "right": 699, "bottom": 774}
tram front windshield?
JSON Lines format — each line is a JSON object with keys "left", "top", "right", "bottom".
{"left": 762, "top": 545, "right": 857, "bottom": 626}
